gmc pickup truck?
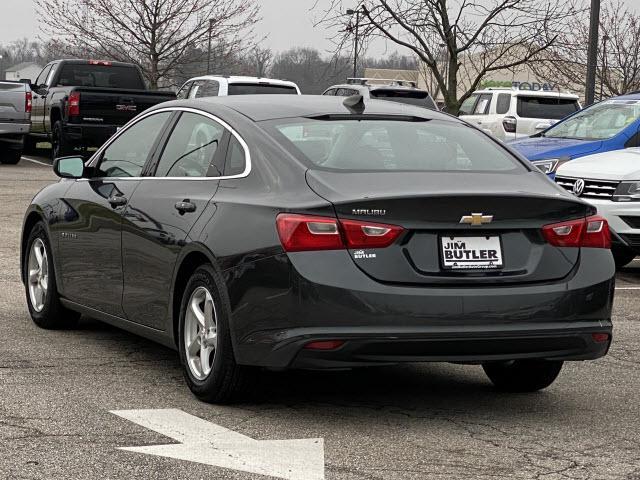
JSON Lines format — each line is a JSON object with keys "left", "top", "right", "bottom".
{"left": 27, "top": 60, "right": 175, "bottom": 159}
{"left": 0, "top": 80, "right": 31, "bottom": 164}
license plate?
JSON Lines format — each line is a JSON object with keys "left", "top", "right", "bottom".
{"left": 441, "top": 236, "right": 503, "bottom": 270}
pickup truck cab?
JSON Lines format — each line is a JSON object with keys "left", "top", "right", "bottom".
{"left": 0, "top": 80, "right": 31, "bottom": 164}
{"left": 27, "top": 59, "right": 175, "bottom": 159}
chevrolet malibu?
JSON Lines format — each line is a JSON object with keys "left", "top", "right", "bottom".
{"left": 21, "top": 95, "right": 615, "bottom": 403}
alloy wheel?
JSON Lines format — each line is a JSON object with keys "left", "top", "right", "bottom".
{"left": 184, "top": 286, "right": 218, "bottom": 380}
{"left": 27, "top": 238, "right": 48, "bottom": 312}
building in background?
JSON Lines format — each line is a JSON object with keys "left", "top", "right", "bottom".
{"left": 4, "top": 62, "right": 42, "bottom": 82}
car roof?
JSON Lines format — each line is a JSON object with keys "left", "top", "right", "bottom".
{"left": 186, "top": 75, "right": 299, "bottom": 88}
{"left": 610, "top": 92, "right": 640, "bottom": 101}
{"left": 164, "top": 95, "right": 453, "bottom": 122}
{"left": 326, "top": 83, "right": 428, "bottom": 93}
{"left": 473, "top": 88, "right": 580, "bottom": 99}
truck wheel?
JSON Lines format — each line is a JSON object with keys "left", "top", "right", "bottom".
{"left": 483, "top": 359, "right": 563, "bottom": 392}
{"left": 613, "top": 248, "right": 636, "bottom": 269}
{"left": 23, "top": 135, "right": 38, "bottom": 154}
{"left": 0, "top": 145, "right": 22, "bottom": 164}
{"left": 51, "top": 121, "right": 73, "bottom": 160}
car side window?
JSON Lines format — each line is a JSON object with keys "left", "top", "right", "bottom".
{"left": 459, "top": 94, "right": 479, "bottom": 115}
{"left": 192, "top": 80, "right": 220, "bottom": 98}
{"left": 323, "top": 89, "right": 336, "bottom": 96}
{"left": 224, "top": 136, "right": 247, "bottom": 176}
{"left": 98, "top": 112, "right": 172, "bottom": 177}
{"left": 154, "top": 112, "right": 225, "bottom": 177}
{"left": 35, "top": 65, "right": 52, "bottom": 87}
{"left": 496, "top": 93, "right": 511, "bottom": 115}
{"left": 176, "top": 81, "right": 193, "bottom": 100}
{"left": 473, "top": 94, "right": 492, "bottom": 115}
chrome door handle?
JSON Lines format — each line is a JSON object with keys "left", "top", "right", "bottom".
{"left": 175, "top": 200, "right": 196, "bottom": 214}
{"left": 108, "top": 195, "right": 127, "bottom": 208}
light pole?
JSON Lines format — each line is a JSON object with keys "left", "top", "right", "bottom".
{"left": 206, "top": 19, "right": 214, "bottom": 75}
{"left": 600, "top": 34, "right": 609, "bottom": 101}
{"left": 347, "top": 8, "right": 360, "bottom": 78}
{"left": 584, "top": 0, "right": 601, "bottom": 105}
{"left": 0, "top": 54, "right": 4, "bottom": 81}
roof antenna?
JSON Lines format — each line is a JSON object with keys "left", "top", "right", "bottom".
{"left": 343, "top": 94, "right": 365, "bottom": 114}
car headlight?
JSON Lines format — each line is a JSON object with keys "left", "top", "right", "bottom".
{"left": 531, "top": 158, "right": 569, "bottom": 174}
{"left": 613, "top": 181, "right": 640, "bottom": 202}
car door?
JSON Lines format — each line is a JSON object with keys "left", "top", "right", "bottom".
{"left": 30, "top": 64, "right": 52, "bottom": 134}
{"left": 121, "top": 109, "right": 231, "bottom": 329}
{"left": 56, "top": 111, "right": 173, "bottom": 316}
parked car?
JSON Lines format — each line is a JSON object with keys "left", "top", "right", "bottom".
{"left": 22, "top": 95, "right": 613, "bottom": 403}
{"left": 176, "top": 76, "right": 301, "bottom": 99}
{"left": 510, "top": 93, "right": 640, "bottom": 175}
{"left": 458, "top": 88, "right": 580, "bottom": 145}
{"left": 555, "top": 147, "right": 640, "bottom": 268}
{"left": 0, "top": 80, "right": 31, "bottom": 164}
{"left": 26, "top": 59, "right": 176, "bottom": 159}
{"left": 322, "top": 78, "right": 438, "bottom": 110}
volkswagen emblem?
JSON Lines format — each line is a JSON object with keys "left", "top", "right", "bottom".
{"left": 572, "top": 179, "right": 585, "bottom": 196}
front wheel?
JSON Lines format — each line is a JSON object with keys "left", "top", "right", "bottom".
{"left": 178, "top": 265, "right": 254, "bottom": 403}
{"left": 24, "top": 222, "right": 80, "bottom": 329}
{"left": 483, "top": 359, "right": 563, "bottom": 392}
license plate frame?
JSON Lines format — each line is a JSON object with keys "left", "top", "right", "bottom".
{"left": 440, "top": 235, "right": 504, "bottom": 270}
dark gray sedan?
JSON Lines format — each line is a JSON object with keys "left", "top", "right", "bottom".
{"left": 21, "top": 95, "right": 614, "bottom": 403}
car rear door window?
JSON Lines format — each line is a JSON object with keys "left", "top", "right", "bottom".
{"left": 224, "top": 136, "right": 247, "bottom": 176}
{"left": 517, "top": 96, "right": 580, "bottom": 119}
{"left": 496, "top": 93, "right": 511, "bottom": 115}
{"left": 154, "top": 112, "right": 225, "bottom": 177}
{"left": 176, "top": 81, "right": 193, "bottom": 100}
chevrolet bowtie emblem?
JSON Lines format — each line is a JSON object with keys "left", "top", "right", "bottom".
{"left": 460, "top": 213, "right": 494, "bottom": 226}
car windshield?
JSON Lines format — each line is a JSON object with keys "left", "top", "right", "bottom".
{"left": 266, "top": 117, "right": 524, "bottom": 172}
{"left": 544, "top": 99, "right": 640, "bottom": 140}
{"left": 228, "top": 83, "right": 297, "bottom": 95}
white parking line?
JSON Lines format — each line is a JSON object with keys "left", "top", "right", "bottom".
{"left": 21, "top": 156, "right": 51, "bottom": 167}
{"left": 616, "top": 287, "right": 640, "bottom": 290}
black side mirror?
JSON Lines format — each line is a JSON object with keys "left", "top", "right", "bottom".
{"left": 19, "top": 78, "right": 32, "bottom": 85}
{"left": 53, "top": 156, "right": 85, "bottom": 179}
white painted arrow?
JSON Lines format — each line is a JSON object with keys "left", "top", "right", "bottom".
{"left": 111, "top": 409, "right": 324, "bottom": 480}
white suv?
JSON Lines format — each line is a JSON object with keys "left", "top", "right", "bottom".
{"left": 459, "top": 88, "right": 580, "bottom": 141}
{"left": 176, "top": 76, "right": 301, "bottom": 99}
{"left": 555, "top": 148, "right": 640, "bottom": 268}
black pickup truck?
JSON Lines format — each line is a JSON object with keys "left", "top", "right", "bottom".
{"left": 26, "top": 60, "right": 175, "bottom": 159}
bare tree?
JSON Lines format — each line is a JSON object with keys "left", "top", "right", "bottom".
{"left": 251, "top": 47, "right": 273, "bottom": 78}
{"left": 36, "top": 0, "right": 260, "bottom": 88}
{"left": 534, "top": 0, "right": 640, "bottom": 98}
{"left": 318, "top": 0, "right": 581, "bottom": 113}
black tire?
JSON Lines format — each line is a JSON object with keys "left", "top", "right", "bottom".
{"left": 51, "top": 121, "right": 73, "bottom": 160}
{"left": 613, "top": 248, "right": 636, "bottom": 269}
{"left": 23, "top": 135, "right": 38, "bottom": 154}
{"left": 24, "top": 221, "right": 80, "bottom": 329}
{"left": 178, "top": 264, "right": 254, "bottom": 403}
{"left": 0, "top": 146, "right": 22, "bottom": 164}
{"left": 483, "top": 359, "right": 563, "bottom": 392}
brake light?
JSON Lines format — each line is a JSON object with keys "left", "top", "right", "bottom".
{"left": 25, "top": 91, "right": 32, "bottom": 114}
{"left": 502, "top": 116, "right": 517, "bottom": 133}
{"left": 67, "top": 92, "right": 81, "bottom": 117}
{"left": 276, "top": 213, "right": 404, "bottom": 252}
{"left": 304, "top": 340, "right": 345, "bottom": 350}
{"left": 88, "top": 60, "right": 112, "bottom": 66}
{"left": 542, "top": 215, "right": 610, "bottom": 249}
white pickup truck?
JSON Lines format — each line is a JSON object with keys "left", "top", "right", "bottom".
{"left": 555, "top": 148, "right": 640, "bottom": 268}
{"left": 0, "top": 80, "right": 31, "bottom": 164}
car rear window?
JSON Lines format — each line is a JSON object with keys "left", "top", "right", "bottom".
{"left": 57, "top": 64, "right": 145, "bottom": 89}
{"left": 266, "top": 117, "right": 524, "bottom": 173}
{"left": 370, "top": 89, "right": 437, "bottom": 110}
{"left": 228, "top": 83, "right": 297, "bottom": 95}
{"left": 516, "top": 96, "right": 579, "bottom": 120}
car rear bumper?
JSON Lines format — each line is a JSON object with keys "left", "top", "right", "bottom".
{"left": 229, "top": 249, "right": 615, "bottom": 369}
{"left": 0, "top": 121, "right": 30, "bottom": 139}
{"left": 63, "top": 123, "right": 119, "bottom": 147}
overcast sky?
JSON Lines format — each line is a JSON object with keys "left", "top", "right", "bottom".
{"left": 1, "top": 0, "right": 638, "bottom": 59}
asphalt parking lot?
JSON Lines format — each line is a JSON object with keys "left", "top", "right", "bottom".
{"left": 1, "top": 157, "right": 640, "bottom": 480}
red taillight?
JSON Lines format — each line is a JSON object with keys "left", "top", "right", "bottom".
{"left": 542, "top": 215, "right": 610, "bottom": 249}
{"left": 591, "top": 333, "right": 610, "bottom": 343}
{"left": 25, "top": 91, "right": 32, "bottom": 114}
{"left": 304, "top": 340, "right": 345, "bottom": 350}
{"left": 67, "top": 92, "right": 81, "bottom": 117}
{"left": 276, "top": 213, "right": 404, "bottom": 252}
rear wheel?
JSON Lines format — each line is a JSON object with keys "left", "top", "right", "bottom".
{"left": 24, "top": 222, "right": 80, "bottom": 329}
{"left": 51, "top": 121, "right": 73, "bottom": 160}
{"left": 0, "top": 145, "right": 22, "bottom": 164}
{"left": 23, "top": 135, "right": 38, "bottom": 154}
{"left": 483, "top": 359, "right": 563, "bottom": 392}
{"left": 613, "top": 248, "right": 636, "bottom": 269}
{"left": 178, "top": 264, "right": 254, "bottom": 403}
